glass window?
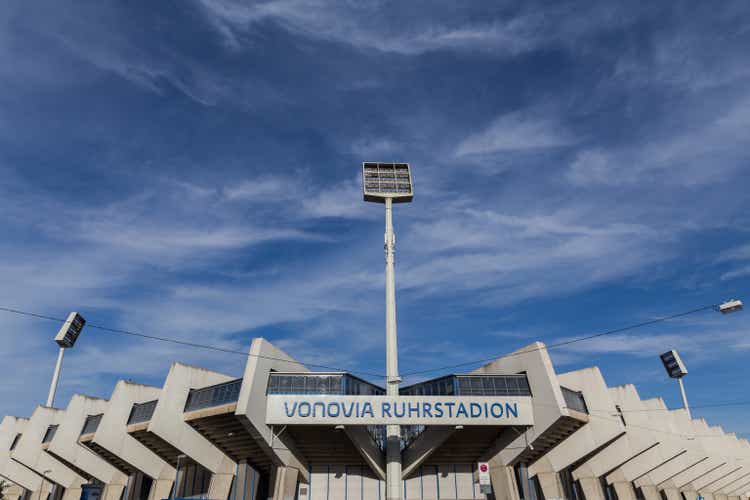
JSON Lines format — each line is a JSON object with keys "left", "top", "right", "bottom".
{"left": 482, "top": 377, "right": 495, "bottom": 395}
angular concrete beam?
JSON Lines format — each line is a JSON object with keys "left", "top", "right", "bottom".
{"left": 11, "top": 406, "right": 87, "bottom": 494}
{"left": 235, "top": 338, "right": 309, "bottom": 482}
{"left": 343, "top": 427, "right": 386, "bottom": 480}
{"left": 470, "top": 342, "right": 582, "bottom": 467}
{"left": 401, "top": 426, "right": 455, "bottom": 478}
{"left": 82, "top": 381, "right": 175, "bottom": 500}
{"left": 47, "top": 395, "right": 127, "bottom": 487}
{"left": 135, "top": 362, "right": 238, "bottom": 499}
{"left": 530, "top": 367, "right": 625, "bottom": 483}
{"left": 0, "top": 417, "right": 45, "bottom": 493}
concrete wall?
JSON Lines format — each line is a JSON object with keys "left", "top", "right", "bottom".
{"left": 470, "top": 342, "right": 571, "bottom": 467}
{"left": 146, "top": 363, "right": 237, "bottom": 498}
{"left": 88, "top": 381, "right": 175, "bottom": 500}
{"left": 48, "top": 395, "right": 128, "bottom": 490}
{"left": 0, "top": 417, "right": 45, "bottom": 494}
{"left": 11, "top": 406, "right": 87, "bottom": 495}
{"left": 235, "top": 338, "right": 309, "bottom": 483}
{"left": 303, "top": 464, "right": 482, "bottom": 500}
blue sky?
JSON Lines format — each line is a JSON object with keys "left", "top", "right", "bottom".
{"left": 1, "top": 1, "right": 749, "bottom": 436}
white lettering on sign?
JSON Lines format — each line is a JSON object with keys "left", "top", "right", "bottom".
{"left": 266, "top": 395, "right": 533, "bottom": 426}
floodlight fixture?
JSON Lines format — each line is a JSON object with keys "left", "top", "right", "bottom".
{"left": 719, "top": 299, "right": 743, "bottom": 314}
{"left": 660, "top": 349, "right": 691, "bottom": 418}
{"left": 54, "top": 312, "right": 86, "bottom": 348}
{"left": 47, "top": 312, "right": 86, "bottom": 407}
{"left": 659, "top": 350, "right": 688, "bottom": 379}
{"left": 363, "top": 162, "right": 413, "bottom": 203}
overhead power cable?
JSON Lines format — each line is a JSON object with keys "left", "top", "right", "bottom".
{"left": 400, "top": 303, "right": 719, "bottom": 377}
{"left": 0, "top": 306, "right": 385, "bottom": 378}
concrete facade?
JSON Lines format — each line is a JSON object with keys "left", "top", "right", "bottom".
{"left": 4, "top": 338, "right": 749, "bottom": 500}
{"left": 126, "top": 363, "right": 238, "bottom": 500}
{"left": 10, "top": 407, "right": 87, "bottom": 500}
{"left": 78, "top": 381, "right": 174, "bottom": 500}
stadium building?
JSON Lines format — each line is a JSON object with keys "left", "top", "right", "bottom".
{"left": 1, "top": 164, "right": 748, "bottom": 500}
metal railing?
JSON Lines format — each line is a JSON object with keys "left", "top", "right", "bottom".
{"left": 184, "top": 379, "right": 242, "bottom": 412}
{"left": 80, "top": 414, "right": 103, "bottom": 436}
{"left": 42, "top": 425, "right": 58, "bottom": 444}
{"left": 561, "top": 386, "right": 589, "bottom": 414}
{"left": 127, "top": 400, "right": 158, "bottom": 425}
{"left": 267, "top": 373, "right": 385, "bottom": 396}
{"left": 400, "top": 374, "right": 532, "bottom": 397}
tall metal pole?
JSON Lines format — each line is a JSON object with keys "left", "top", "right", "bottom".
{"left": 678, "top": 378, "right": 691, "bottom": 419}
{"left": 384, "top": 197, "right": 402, "bottom": 500}
{"left": 46, "top": 347, "right": 65, "bottom": 407}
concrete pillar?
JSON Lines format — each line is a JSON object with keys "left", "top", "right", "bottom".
{"left": 229, "top": 462, "right": 261, "bottom": 500}
{"left": 579, "top": 477, "right": 605, "bottom": 500}
{"left": 489, "top": 464, "right": 521, "bottom": 500}
{"left": 102, "top": 484, "right": 125, "bottom": 500}
{"left": 271, "top": 467, "right": 298, "bottom": 500}
{"left": 146, "top": 479, "right": 173, "bottom": 500}
{"left": 663, "top": 489, "right": 683, "bottom": 500}
{"left": 682, "top": 490, "right": 698, "bottom": 500}
{"left": 536, "top": 471, "right": 564, "bottom": 500}
{"left": 612, "top": 482, "right": 637, "bottom": 500}
{"left": 208, "top": 472, "right": 235, "bottom": 500}
{"left": 61, "top": 488, "right": 82, "bottom": 500}
{"left": 640, "top": 485, "right": 661, "bottom": 500}
{"left": 4, "top": 484, "right": 24, "bottom": 500}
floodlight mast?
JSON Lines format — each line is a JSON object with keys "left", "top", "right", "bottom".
{"left": 363, "top": 162, "right": 413, "bottom": 500}
{"left": 47, "top": 312, "right": 86, "bottom": 407}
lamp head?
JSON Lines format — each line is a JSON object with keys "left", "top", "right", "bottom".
{"left": 363, "top": 162, "right": 413, "bottom": 203}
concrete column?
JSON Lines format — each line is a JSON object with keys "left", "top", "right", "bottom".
{"left": 489, "top": 464, "right": 521, "bottom": 500}
{"left": 682, "top": 490, "right": 698, "bottom": 500}
{"left": 640, "top": 485, "right": 661, "bottom": 500}
{"left": 579, "top": 477, "right": 606, "bottom": 500}
{"left": 229, "top": 462, "right": 261, "bottom": 500}
{"left": 146, "top": 479, "right": 173, "bottom": 500}
{"left": 208, "top": 472, "right": 235, "bottom": 500}
{"left": 61, "top": 488, "right": 82, "bottom": 500}
{"left": 4, "top": 484, "right": 24, "bottom": 500}
{"left": 271, "top": 467, "right": 298, "bottom": 500}
{"left": 663, "top": 489, "right": 682, "bottom": 500}
{"left": 536, "top": 472, "right": 564, "bottom": 500}
{"left": 102, "top": 484, "right": 125, "bottom": 500}
{"left": 613, "top": 482, "right": 637, "bottom": 500}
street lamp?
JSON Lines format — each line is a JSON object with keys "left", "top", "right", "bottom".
{"left": 362, "top": 162, "right": 413, "bottom": 500}
{"left": 47, "top": 312, "right": 86, "bottom": 407}
{"left": 718, "top": 299, "right": 743, "bottom": 314}
{"left": 659, "top": 349, "right": 690, "bottom": 417}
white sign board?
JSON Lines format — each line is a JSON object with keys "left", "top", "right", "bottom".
{"left": 478, "top": 462, "right": 491, "bottom": 486}
{"left": 478, "top": 462, "right": 492, "bottom": 494}
{"left": 266, "top": 395, "right": 533, "bottom": 426}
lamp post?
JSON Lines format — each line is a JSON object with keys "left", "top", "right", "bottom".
{"left": 659, "top": 349, "right": 690, "bottom": 417}
{"left": 363, "top": 162, "right": 413, "bottom": 500}
{"left": 47, "top": 312, "right": 86, "bottom": 407}
{"left": 658, "top": 300, "right": 742, "bottom": 419}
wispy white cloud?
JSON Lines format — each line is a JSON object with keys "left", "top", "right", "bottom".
{"left": 455, "top": 111, "right": 577, "bottom": 157}
{"left": 194, "top": 0, "right": 643, "bottom": 56}
{"left": 567, "top": 94, "right": 750, "bottom": 187}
